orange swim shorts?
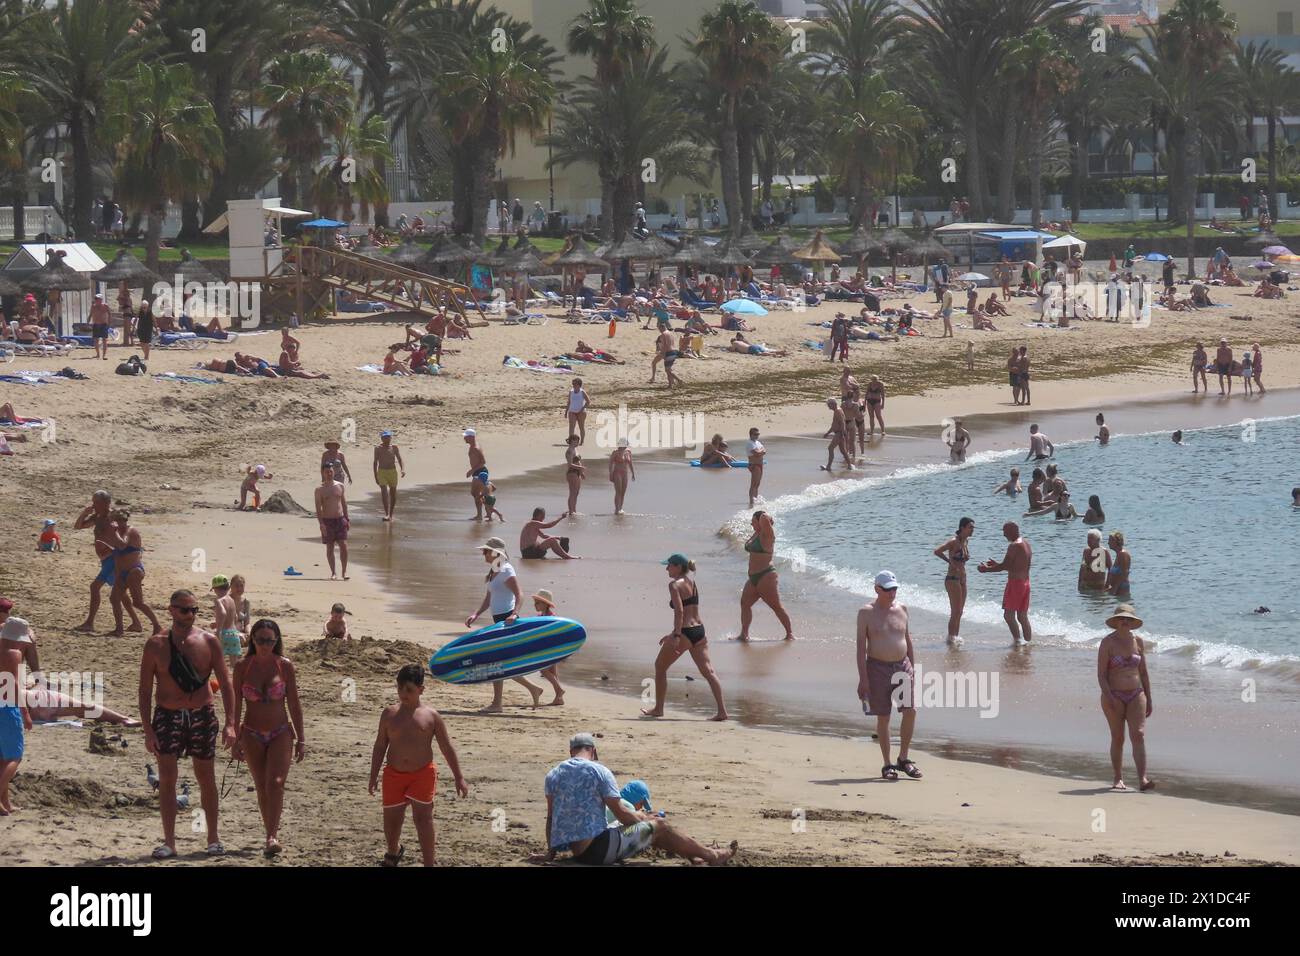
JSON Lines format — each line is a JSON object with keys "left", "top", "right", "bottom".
{"left": 1002, "top": 578, "right": 1031, "bottom": 613}
{"left": 382, "top": 762, "right": 437, "bottom": 808}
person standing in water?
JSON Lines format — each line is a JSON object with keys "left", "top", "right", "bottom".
{"left": 565, "top": 454, "right": 587, "bottom": 516}
{"left": 1106, "top": 531, "right": 1131, "bottom": 597}
{"left": 608, "top": 438, "right": 635, "bottom": 515}
{"left": 822, "top": 399, "right": 854, "bottom": 471}
{"left": 737, "top": 512, "right": 795, "bottom": 642}
{"left": 641, "top": 554, "right": 727, "bottom": 721}
{"left": 746, "top": 428, "right": 765, "bottom": 508}
{"left": 933, "top": 518, "right": 974, "bottom": 647}
{"left": 373, "top": 430, "right": 406, "bottom": 522}
{"left": 1097, "top": 604, "right": 1154, "bottom": 792}
{"left": 1078, "top": 530, "right": 1110, "bottom": 590}
{"left": 856, "top": 571, "right": 922, "bottom": 781}
{"left": 465, "top": 537, "right": 545, "bottom": 712}
{"left": 1095, "top": 413, "right": 1110, "bottom": 446}
{"left": 977, "top": 522, "right": 1033, "bottom": 644}
{"left": 947, "top": 419, "right": 971, "bottom": 463}
{"left": 1025, "top": 424, "right": 1054, "bottom": 461}
{"left": 464, "top": 428, "right": 487, "bottom": 520}
{"left": 841, "top": 388, "right": 861, "bottom": 460}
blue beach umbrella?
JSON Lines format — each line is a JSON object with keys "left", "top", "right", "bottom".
{"left": 721, "top": 298, "right": 768, "bottom": 315}
{"left": 1142, "top": 252, "right": 1170, "bottom": 261}
{"left": 301, "top": 218, "right": 347, "bottom": 228}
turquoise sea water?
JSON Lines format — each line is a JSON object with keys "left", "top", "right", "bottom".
{"left": 766, "top": 415, "right": 1300, "bottom": 679}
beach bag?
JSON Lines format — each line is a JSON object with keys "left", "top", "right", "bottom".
{"left": 115, "top": 355, "right": 147, "bottom": 376}
{"left": 167, "top": 630, "right": 207, "bottom": 694}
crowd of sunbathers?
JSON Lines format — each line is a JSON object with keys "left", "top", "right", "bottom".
{"left": 196, "top": 329, "right": 329, "bottom": 379}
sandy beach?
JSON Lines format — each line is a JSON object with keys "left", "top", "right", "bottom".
{"left": 3, "top": 284, "right": 1299, "bottom": 866}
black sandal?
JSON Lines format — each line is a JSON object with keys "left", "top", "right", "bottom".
{"left": 896, "top": 757, "right": 923, "bottom": 779}
{"left": 381, "top": 845, "right": 405, "bottom": 867}
{"left": 881, "top": 764, "right": 899, "bottom": 781}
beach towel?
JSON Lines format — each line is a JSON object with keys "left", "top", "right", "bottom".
{"left": 503, "top": 355, "right": 567, "bottom": 373}
{"left": 356, "top": 364, "right": 385, "bottom": 373}
{"left": 0, "top": 374, "right": 51, "bottom": 386}
{"left": 154, "top": 372, "right": 222, "bottom": 385}
{"left": 801, "top": 340, "right": 825, "bottom": 351}
{"left": 0, "top": 416, "right": 47, "bottom": 428}
{"left": 1022, "top": 322, "right": 1081, "bottom": 331}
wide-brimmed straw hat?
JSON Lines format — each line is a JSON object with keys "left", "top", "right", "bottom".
{"left": 478, "top": 536, "right": 509, "bottom": 559}
{"left": 1106, "top": 604, "right": 1143, "bottom": 629}
{"left": 532, "top": 589, "right": 556, "bottom": 610}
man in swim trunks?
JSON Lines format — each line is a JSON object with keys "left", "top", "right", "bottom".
{"left": 536, "top": 732, "right": 733, "bottom": 865}
{"left": 1215, "top": 339, "right": 1233, "bottom": 395}
{"left": 89, "top": 293, "right": 111, "bottom": 360}
{"left": 855, "top": 571, "right": 921, "bottom": 781}
{"left": 652, "top": 328, "right": 681, "bottom": 388}
{"left": 138, "top": 589, "right": 236, "bottom": 858}
{"left": 314, "top": 464, "right": 350, "bottom": 580}
{"left": 1025, "top": 423, "right": 1054, "bottom": 461}
{"left": 822, "top": 398, "right": 854, "bottom": 471}
{"left": 0, "top": 631, "right": 32, "bottom": 814}
{"left": 519, "top": 508, "right": 577, "bottom": 559}
{"left": 211, "top": 575, "right": 241, "bottom": 663}
{"left": 977, "top": 522, "right": 1033, "bottom": 644}
{"left": 464, "top": 428, "right": 487, "bottom": 520}
{"left": 1016, "top": 346, "right": 1031, "bottom": 405}
{"left": 369, "top": 664, "right": 469, "bottom": 867}
{"left": 1007, "top": 349, "right": 1022, "bottom": 405}
{"left": 73, "top": 490, "right": 136, "bottom": 634}
{"left": 373, "top": 430, "right": 405, "bottom": 522}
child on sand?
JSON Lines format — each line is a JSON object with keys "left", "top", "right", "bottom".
{"left": 229, "top": 574, "right": 250, "bottom": 637}
{"left": 531, "top": 589, "right": 565, "bottom": 705}
{"left": 36, "top": 519, "right": 61, "bottom": 552}
{"left": 239, "top": 465, "right": 272, "bottom": 510}
{"left": 368, "top": 664, "right": 469, "bottom": 866}
{"left": 212, "top": 575, "right": 242, "bottom": 663}
{"left": 324, "top": 602, "right": 353, "bottom": 641}
{"left": 483, "top": 479, "right": 504, "bottom": 522}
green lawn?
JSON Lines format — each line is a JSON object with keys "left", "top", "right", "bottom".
{"left": 0, "top": 238, "right": 234, "bottom": 264}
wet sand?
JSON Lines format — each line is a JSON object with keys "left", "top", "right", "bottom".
{"left": 356, "top": 387, "right": 1300, "bottom": 814}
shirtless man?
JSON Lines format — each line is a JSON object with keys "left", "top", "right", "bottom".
{"left": 977, "top": 522, "right": 1033, "bottom": 644}
{"left": 1025, "top": 423, "right": 1054, "bottom": 461}
{"left": 73, "top": 491, "right": 137, "bottom": 634}
{"left": 374, "top": 430, "right": 406, "bottom": 522}
{"left": 1006, "top": 348, "right": 1022, "bottom": 405}
{"left": 89, "top": 293, "right": 112, "bottom": 360}
{"left": 138, "top": 589, "right": 236, "bottom": 858}
{"left": 821, "top": 399, "right": 854, "bottom": 471}
{"left": 520, "top": 508, "right": 577, "bottom": 559}
{"left": 314, "top": 464, "right": 350, "bottom": 580}
{"left": 651, "top": 328, "right": 681, "bottom": 388}
{"left": 1214, "top": 339, "right": 1233, "bottom": 396}
{"left": 1016, "top": 346, "right": 1032, "bottom": 405}
{"left": 0, "top": 633, "right": 32, "bottom": 814}
{"left": 1095, "top": 413, "right": 1110, "bottom": 446}
{"left": 855, "top": 571, "right": 921, "bottom": 781}
{"left": 464, "top": 428, "right": 487, "bottom": 520}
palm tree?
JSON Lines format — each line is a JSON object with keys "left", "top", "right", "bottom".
{"left": 310, "top": 113, "right": 392, "bottom": 222}
{"left": 566, "top": 0, "right": 655, "bottom": 86}
{"left": 29, "top": 0, "right": 150, "bottom": 239}
{"left": 826, "top": 73, "right": 923, "bottom": 229}
{"left": 417, "top": 0, "right": 559, "bottom": 240}
{"left": 545, "top": 47, "right": 705, "bottom": 240}
{"left": 107, "top": 63, "right": 223, "bottom": 272}
{"left": 693, "top": 0, "right": 783, "bottom": 237}
{"left": 325, "top": 0, "right": 425, "bottom": 228}
{"left": 1235, "top": 41, "right": 1299, "bottom": 222}
{"left": 1001, "top": 28, "right": 1076, "bottom": 228}
{"left": 808, "top": 0, "right": 906, "bottom": 99}
{"left": 261, "top": 52, "right": 354, "bottom": 209}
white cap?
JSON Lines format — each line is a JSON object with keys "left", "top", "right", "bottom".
{"left": 43, "top": 518, "right": 56, "bottom": 527}
{"left": 463, "top": 428, "right": 476, "bottom": 437}
{"left": 874, "top": 570, "right": 899, "bottom": 591}
{"left": 1, "top": 617, "right": 32, "bottom": 643}
{"left": 255, "top": 464, "right": 267, "bottom": 476}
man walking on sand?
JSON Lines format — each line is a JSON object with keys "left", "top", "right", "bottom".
{"left": 315, "top": 464, "right": 350, "bottom": 580}
{"left": 464, "top": 428, "right": 488, "bottom": 520}
{"left": 651, "top": 327, "right": 681, "bottom": 388}
{"left": 138, "top": 589, "right": 236, "bottom": 858}
{"left": 822, "top": 399, "right": 854, "bottom": 471}
{"left": 89, "top": 293, "right": 112, "bottom": 360}
{"left": 73, "top": 490, "right": 136, "bottom": 634}
{"left": 978, "top": 522, "right": 1033, "bottom": 644}
{"left": 374, "top": 430, "right": 405, "bottom": 522}
{"left": 939, "top": 285, "right": 954, "bottom": 338}
{"left": 856, "top": 570, "right": 922, "bottom": 782}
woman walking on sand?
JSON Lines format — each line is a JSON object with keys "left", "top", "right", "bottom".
{"left": 1097, "top": 605, "right": 1154, "bottom": 791}
{"left": 232, "top": 618, "right": 306, "bottom": 857}
{"left": 738, "top": 511, "right": 795, "bottom": 642}
{"left": 608, "top": 439, "right": 635, "bottom": 514}
{"left": 465, "top": 538, "right": 544, "bottom": 712}
{"left": 933, "top": 517, "right": 973, "bottom": 647}
{"left": 642, "top": 554, "right": 727, "bottom": 721}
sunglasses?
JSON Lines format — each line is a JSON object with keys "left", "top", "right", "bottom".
{"left": 171, "top": 605, "right": 199, "bottom": 614}
{"left": 253, "top": 636, "right": 276, "bottom": 645}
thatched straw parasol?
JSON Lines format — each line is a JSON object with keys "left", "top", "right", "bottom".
{"left": 877, "top": 228, "right": 916, "bottom": 280}
{"left": 92, "top": 249, "right": 161, "bottom": 288}
{"left": 735, "top": 223, "right": 767, "bottom": 253}
{"left": 552, "top": 235, "right": 608, "bottom": 270}
{"left": 386, "top": 237, "right": 427, "bottom": 266}
{"left": 837, "top": 226, "right": 887, "bottom": 260}
{"left": 750, "top": 234, "right": 803, "bottom": 268}
{"left": 792, "top": 229, "right": 842, "bottom": 264}
{"left": 705, "top": 236, "right": 754, "bottom": 272}
{"left": 601, "top": 234, "right": 666, "bottom": 262}
{"left": 19, "top": 250, "right": 92, "bottom": 292}
{"left": 500, "top": 236, "right": 545, "bottom": 273}
{"left": 167, "top": 249, "right": 219, "bottom": 285}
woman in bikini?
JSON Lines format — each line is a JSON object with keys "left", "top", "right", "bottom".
{"left": 841, "top": 388, "right": 862, "bottom": 460}
{"left": 1106, "top": 531, "right": 1131, "bottom": 597}
{"left": 608, "top": 438, "right": 635, "bottom": 515}
{"left": 232, "top": 618, "right": 306, "bottom": 857}
{"left": 934, "top": 517, "right": 973, "bottom": 647}
{"left": 565, "top": 454, "right": 587, "bottom": 517}
{"left": 1191, "top": 342, "right": 1208, "bottom": 394}
{"left": 864, "top": 375, "right": 886, "bottom": 439}
{"left": 737, "top": 511, "right": 795, "bottom": 642}
{"left": 1096, "top": 605, "right": 1153, "bottom": 791}
{"left": 641, "top": 554, "right": 727, "bottom": 721}
{"left": 106, "top": 510, "right": 160, "bottom": 635}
